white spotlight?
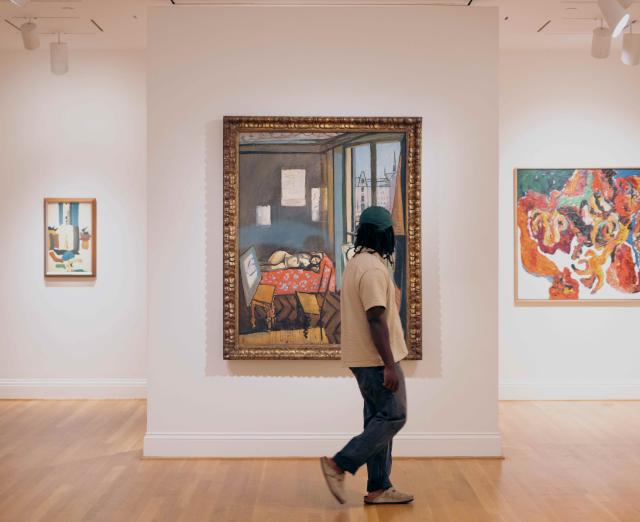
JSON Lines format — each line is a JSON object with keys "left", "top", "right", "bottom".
{"left": 598, "top": 0, "right": 631, "bottom": 38}
{"left": 50, "top": 35, "right": 68, "bottom": 75}
{"left": 20, "top": 21, "right": 39, "bottom": 50}
{"left": 9, "top": 0, "right": 31, "bottom": 6}
{"left": 591, "top": 26, "right": 612, "bottom": 59}
{"left": 622, "top": 32, "right": 640, "bottom": 65}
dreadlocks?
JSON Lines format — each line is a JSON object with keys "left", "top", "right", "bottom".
{"left": 353, "top": 223, "right": 395, "bottom": 265}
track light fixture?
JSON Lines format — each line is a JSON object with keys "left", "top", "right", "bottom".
{"left": 622, "top": 25, "right": 640, "bottom": 66}
{"left": 597, "top": 0, "right": 631, "bottom": 38}
{"left": 50, "top": 33, "right": 69, "bottom": 75}
{"left": 591, "top": 20, "right": 612, "bottom": 58}
{"left": 20, "top": 20, "right": 39, "bottom": 50}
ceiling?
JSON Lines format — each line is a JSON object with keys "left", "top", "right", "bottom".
{"left": 0, "top": 0, "right": 168, "bottom": 50}
{"left": 476, "top": 0, "right": 640, "bottom": 50}
{"left": 1, "top": 0, "right": 639, "bottom": 50}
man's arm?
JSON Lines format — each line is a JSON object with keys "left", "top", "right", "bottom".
{"left": 366, "top": 306, "right": 400, "bottom": 392}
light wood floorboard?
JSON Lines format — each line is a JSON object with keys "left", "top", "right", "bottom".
{"left": 1, "top": 401, "right": 639, "bottom": 521}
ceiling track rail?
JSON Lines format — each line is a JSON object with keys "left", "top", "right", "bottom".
{"left": 90, "top": 18, "right": 103, "bottom": 32}
{"left": 537, "top": 19, "right": 552, "bottom": 33}
{"left": 4, "top": 19, "right": 20, "bottom": 31}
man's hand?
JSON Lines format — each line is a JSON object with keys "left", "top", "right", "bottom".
{"left": 383, "top": 365, "right": 400, "bottom": 392}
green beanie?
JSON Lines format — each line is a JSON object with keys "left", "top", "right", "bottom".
{"left": 359, "top": 206, "right": 393, "bottom": 231}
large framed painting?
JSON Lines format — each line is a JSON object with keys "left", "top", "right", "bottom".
{"left": 514, "top": 168, "right": 640, "bottom": 305}
{"left": 44, "top": 198, "right": 96, "bottom": 278}
{"left": 223, "top": 116, "right": 422, "bottom": 359}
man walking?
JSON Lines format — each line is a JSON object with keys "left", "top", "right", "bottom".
{"left": 320, "top": 206, "right": 413, "bottom": 505}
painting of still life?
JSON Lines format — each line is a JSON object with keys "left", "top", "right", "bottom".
{"left": 44, "top": 198, "right": 96, "bottom": 277}
{"left": 515, "top": 168, "right": 640, "bottom": 305}
{"left": 223, "top": 117, "right": 422, "bottom": 359}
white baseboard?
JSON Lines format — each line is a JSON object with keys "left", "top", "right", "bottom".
{"left": 0, "top": 378, "right": 147, "bottom": 399}
{"left": 143, "top": 431, "right": 502, "bottom": 458}
{"left": 500, "top": 382, "right": 640, "bottom": 400}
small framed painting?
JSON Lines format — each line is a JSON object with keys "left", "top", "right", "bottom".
{"left": 44, "top": 198, "right": 96, "bottom": 278}
{"left": 514, "top": 168, "right": 640, "bottom": 305}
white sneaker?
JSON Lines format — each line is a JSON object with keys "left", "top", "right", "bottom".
{"left": 320, "top": 457, "right": 346, "bottom": 504}
{"left": 364, "top": 488, "right": 414, "bottom": 504}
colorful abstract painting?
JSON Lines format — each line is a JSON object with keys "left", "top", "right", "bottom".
{"left": 44, "top": 198, "right": 96, "bottom": 277}
{"left": 515, "top": 169, "right": 640, "bottom": 304}
{"left": 222, "top": 117, "right": 422, "bottom": 359}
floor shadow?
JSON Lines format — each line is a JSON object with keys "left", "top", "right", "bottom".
{"left": 45, "top": 278, "right": 96, "bottom": 288}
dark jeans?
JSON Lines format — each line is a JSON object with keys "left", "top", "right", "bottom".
{"left": 333, "top": 363, "right": 407, "bottom": 492}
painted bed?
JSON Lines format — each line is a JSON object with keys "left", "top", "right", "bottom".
{"left": 260, "top": 254, "right": 336, "bottom": 296}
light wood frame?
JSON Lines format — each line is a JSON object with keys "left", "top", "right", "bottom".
{"left": 223, "top": 116, "right": 423, "bottom": 360}
{"left": 44, "top": 198, "right": 97, "bottom": 278}
{"left": 513, "top": 167, "right": 640, "bottom": 307}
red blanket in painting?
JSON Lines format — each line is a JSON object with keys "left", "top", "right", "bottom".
{"left": 260, "top": 255, "right": 335, "bottom": 295}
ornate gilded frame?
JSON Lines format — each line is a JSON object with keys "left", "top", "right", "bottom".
{"left": 223, "top": 116, "right": 422, "bottom": 360}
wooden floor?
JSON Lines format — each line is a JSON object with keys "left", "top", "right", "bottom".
{"left": 1, "top": 401, "right": 639, "bottom": 521}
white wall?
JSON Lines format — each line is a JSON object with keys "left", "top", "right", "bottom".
{"left": 0, "top": 50, "right": 147, "bottom": 398}
{"left": 500, "top": 49, "right": 640, "bottom": 399}
{"left": 146, "top": 5, "right": 500, "bottom": 457}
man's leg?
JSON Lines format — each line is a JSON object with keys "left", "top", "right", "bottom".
{"left": 366, "top": 440, "right": 393, "bottom": 493}
{"left": 333, "top": 364, "right": 406, "bottom": 476}
{"left": 363, "top": 397, "right": 393, "bottom": 493}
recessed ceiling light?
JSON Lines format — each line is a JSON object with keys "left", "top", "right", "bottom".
{"left": 9, "top": 0, "right": 30, "bottom": 7}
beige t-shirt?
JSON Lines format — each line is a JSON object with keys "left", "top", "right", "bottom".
{"left": 340, "top": 250, "right": 408, "bottom": 367}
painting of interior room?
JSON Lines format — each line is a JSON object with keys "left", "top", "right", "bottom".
{"left": 223, "top": 118, "right": 422, "bottom": 360}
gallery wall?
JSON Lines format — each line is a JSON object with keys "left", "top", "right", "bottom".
{"left": 146, "top": 5, "right": 500, "bottom": 457}
{"left": 0, "top": 50, "right": 147, "bottom": 398}
{"left": 500, "top": 49, "right": 640, "bottom": 399}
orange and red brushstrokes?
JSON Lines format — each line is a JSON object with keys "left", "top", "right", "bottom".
{"left": 517, "top": 169, "right": 640, "bottom": 300}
